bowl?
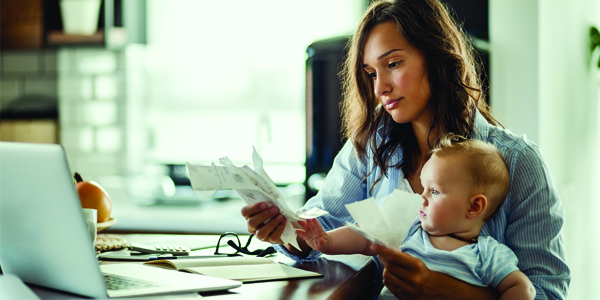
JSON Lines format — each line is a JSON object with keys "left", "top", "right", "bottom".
{"left": 97, "top": 217, "right": 117, "bottom": 232}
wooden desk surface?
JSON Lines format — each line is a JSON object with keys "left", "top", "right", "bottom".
{"left": 26, "top": 233, "right": 378, "bottom": 300}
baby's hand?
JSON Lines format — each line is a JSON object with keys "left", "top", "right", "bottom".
{"left": 296, "top": 218, "right": 333, "bottom": 254}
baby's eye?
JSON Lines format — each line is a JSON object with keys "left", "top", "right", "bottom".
{"left": 431, "top": 189, "right": 439, "bottom": 196}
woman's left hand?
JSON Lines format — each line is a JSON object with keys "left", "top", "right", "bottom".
{"left": 372, "top": 244, "right": 438, "bottom": 299}
{"left": 371, "top": 244, "right": 499, "bottom": 300}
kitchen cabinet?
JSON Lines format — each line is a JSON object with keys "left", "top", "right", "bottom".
{"left": 1, "top": 0, "right": 145, "bottom": 50}
{"left": 1, "top": 0, "right": 44, "bottom": 49}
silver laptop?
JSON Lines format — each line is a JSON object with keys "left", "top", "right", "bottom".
{"left": 0, "top": 142, "right": 242, "bottom": 298}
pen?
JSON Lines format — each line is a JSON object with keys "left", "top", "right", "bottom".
{"left": 148, "top": 254, "right": 239, "bottom": 260}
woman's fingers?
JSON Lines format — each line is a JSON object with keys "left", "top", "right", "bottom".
{"left": 381, "top": 265, "right": 415, "bottom": 293}
{"left": 372, "top": 244, "right": 415, "bottom": 269}
{"left": 241, "top": 202, "right": 268, "bottom": 220}
{"left": 241, "top": 202, "right": 287, "bottom": 244}
{"left": 372, "top": 244, "right": 434, "bottom": 297}
{"left": 242, "top": 203, "right": 279, "bottom": 233}
{"left": 265, "top": 216, "right": 286, "bottom": 244}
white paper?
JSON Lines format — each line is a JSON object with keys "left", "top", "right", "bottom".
{"left": 295, "top": 207, "right": 330, "bottom": 219}
{"left": 344, "top": 189, "right": 423, "bottom": 250}
{"left": 186, "top": 146, "right": 329, "bottom": 251}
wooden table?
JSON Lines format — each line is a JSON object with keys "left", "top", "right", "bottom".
{"left": 26, "top": 233, "right": 378, "bottom": 300}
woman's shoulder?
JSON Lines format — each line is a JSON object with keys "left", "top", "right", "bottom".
{"left": 486, "top": 125, "right": 534, "bottom": 151}
{"left": 485, "top": 125, "right": 546, "bottom": 168}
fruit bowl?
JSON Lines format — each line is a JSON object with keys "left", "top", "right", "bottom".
{"left": 97, "top": 217, "right": 117, "bottom": 232}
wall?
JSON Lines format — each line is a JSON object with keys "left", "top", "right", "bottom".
{"left": 489, "top": 0, "right": 539, "bottom": 142}
{"left": 491, "top": 0, "right": 600, "bottom": 298}
{"left": 539, "top": 0, "right": 600, "bottom": 299}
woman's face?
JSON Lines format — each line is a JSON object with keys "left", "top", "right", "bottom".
{"left": 362, "top": 22, "right": 432, "bottom": 125}
{"left": 419, "top": 154, "right": 472, "bottom": 235}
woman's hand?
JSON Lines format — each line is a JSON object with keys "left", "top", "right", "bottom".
{"left": 296, "top": 218, "right": 333, "bottom": 254}
{"left": 371, "top": 244, "right": 499, "bottom": 300}
{"left": 241, "top": 202, "right": 286, "bottom": 244}
{"left": 372, "top": 244, "right": 436, "bottom": 299}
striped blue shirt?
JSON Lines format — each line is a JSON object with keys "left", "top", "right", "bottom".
{"left": 274, "top": 110, "right": 570, "bottom": 299}
{"left": 402, "top": 225, "right": 519, "bottom": 289}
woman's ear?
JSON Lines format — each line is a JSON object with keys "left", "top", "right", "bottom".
{"left": 467, "top": 194, "right": 487, "bottom": 219}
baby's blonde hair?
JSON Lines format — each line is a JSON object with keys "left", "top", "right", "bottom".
{"left": 431, "top": 138, "right": 509, "bottom": 221}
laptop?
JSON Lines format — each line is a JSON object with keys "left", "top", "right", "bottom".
{"left": 0, "top": 141, "right": 242, "bottom": 298}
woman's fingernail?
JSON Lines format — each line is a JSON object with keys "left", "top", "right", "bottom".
{"left": 260, "top": 203, "right": 268, "bottom": 210}
{"left": 276, "top": 215, "right": 284, "bottom": 222}
{"left": 271, "top": 207, "right": 279, "bottom": 214}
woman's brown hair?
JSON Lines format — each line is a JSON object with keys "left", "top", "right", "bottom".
{"left": 340, "top": 0, "right": 499, "bottom": 189}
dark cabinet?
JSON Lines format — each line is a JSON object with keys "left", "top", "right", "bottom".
{"left": 1, "top": 0, "right": 44, "bottom": 49}
{"left": 304, "top": 36, "right": 350, "bottom": 201}
{"left": 0, "top": 0, "right": 145, "bottom": 49}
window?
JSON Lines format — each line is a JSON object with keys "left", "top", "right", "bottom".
{"left": 118, "top": 0, "right": 364, "bottom": 233}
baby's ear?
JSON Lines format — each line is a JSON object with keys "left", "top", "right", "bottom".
{"left": 467, "top": 194, "right": 487, "bottom": 219}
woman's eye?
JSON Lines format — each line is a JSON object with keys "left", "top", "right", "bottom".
{"left": 368, "top": 72, "right": 377, "bottom": 79}
{"left": 389, "top": 61, "right": 401, "bottom": 69}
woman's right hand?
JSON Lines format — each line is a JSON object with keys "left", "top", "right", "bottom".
{"left": 241, "top": 202, "right": 286, "bottom": 244}
{"left": 296, "top": 218, "right": 333, "bottom": 254}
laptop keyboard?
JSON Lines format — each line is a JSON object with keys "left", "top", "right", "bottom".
{"left": 103, "top": 274, "right": 163, "bottom": 290}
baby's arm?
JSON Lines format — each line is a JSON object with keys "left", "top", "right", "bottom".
{"left": 296, "top": 219, "right": 374, "bottom": 255}
{"left": 496, "top": 270, "right": 535, "bottom": 300}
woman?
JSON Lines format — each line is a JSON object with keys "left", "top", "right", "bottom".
{"left": 241, "top": 0, "right": 570, "bottom": 299}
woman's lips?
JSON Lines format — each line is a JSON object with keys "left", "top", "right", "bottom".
{"left": 384, "top": 98, "right": 402, "bottom": 110}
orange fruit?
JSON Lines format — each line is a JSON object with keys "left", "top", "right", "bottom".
{"left": 74, "top": 172, "right": 112, "bottom": 223}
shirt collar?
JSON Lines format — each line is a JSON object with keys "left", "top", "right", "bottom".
{"left": 471, "top": 109, "right": 490, "bottom": 142}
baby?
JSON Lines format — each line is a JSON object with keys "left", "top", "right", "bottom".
{"left": 297, "top": 139, "right": 535, "bottom": 300}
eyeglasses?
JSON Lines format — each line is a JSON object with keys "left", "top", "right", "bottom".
{"left": 215, "top": 232, "right": 276, "bottom": 257}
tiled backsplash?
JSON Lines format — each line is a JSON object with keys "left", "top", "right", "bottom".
{"left": 58, "top": 48, "right": 130, "bottom": 205}
{"left": 1, "top": 50, "right": 58, "bottom": 107}
{"left": 1, "top": 48, "right": 130, "bottom": 206}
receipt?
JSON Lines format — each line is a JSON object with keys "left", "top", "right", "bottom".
{"left": 345, "top": 189, "right": 423, "bottom": 250}
{"left": 186, "top": 146, "right": 329, "bottom": 251}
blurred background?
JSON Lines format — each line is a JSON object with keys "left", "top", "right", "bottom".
{"left": 1, "top": 0, "right": 598, "bottom": 298}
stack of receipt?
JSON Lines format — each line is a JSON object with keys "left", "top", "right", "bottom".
{"left": 344, "top": 189, "right": 423, "bottom": 250}
{"left": 186, "top": 147, "right": 328, "bottom": 250}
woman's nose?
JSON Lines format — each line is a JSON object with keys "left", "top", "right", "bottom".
{"left": 374, "top": 74, "right": 391, "bottom": 97}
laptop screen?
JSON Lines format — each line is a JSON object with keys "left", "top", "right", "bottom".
{"left": 0, "top": 142, "right": 107, "bottom": 298}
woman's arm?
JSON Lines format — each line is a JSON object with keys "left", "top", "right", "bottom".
{"left": 496, "top": 141, "right": 570, "bottom": 299}
{"left": 373, "top": 244, "right": 500, "bottom": 300}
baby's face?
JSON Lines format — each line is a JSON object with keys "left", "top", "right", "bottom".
{"left": 419, "top": 154, "right": 472, "bottom": 235}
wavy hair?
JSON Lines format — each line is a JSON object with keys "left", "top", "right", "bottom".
{"left": 339, "top": 0, "right": 499, "bottom": 189}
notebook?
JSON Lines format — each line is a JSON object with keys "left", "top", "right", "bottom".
{"left": 0, "top": 142, "right": 242, "bottom": 298}
{"left": 144, "top": 256, "right": 323, "bottom": 282}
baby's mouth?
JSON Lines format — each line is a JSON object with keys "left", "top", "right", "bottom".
{"left": 419, "top": 210, "right": 426, "bottom": 217}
